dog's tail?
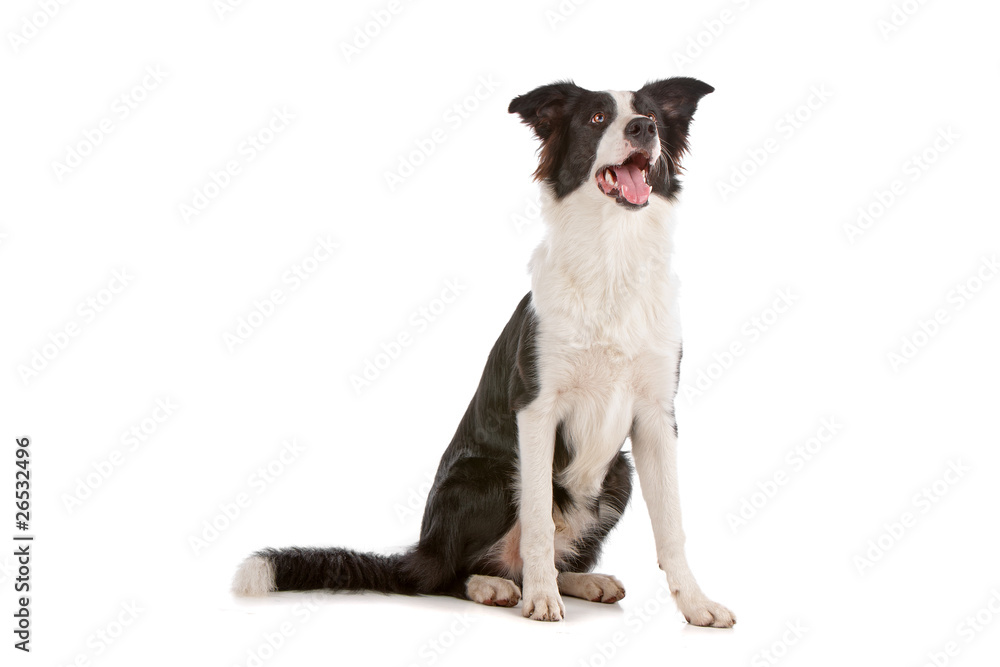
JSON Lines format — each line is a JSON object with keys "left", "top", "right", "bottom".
{"left": 232, "top": 547, "right": 419, "bottom": 597}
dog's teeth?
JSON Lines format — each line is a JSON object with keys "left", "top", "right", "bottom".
{"left": 605, "top": 169, "right": 616, "bottom": 185}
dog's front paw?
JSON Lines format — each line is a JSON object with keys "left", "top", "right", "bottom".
{"left": 522, "top": 585, "right": 565, "bottom": 622}
{"left": 675, "top": 592, "right": 736, "bottom": 628}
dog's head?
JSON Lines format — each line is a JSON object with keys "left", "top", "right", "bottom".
{"left": 508, "top": 78, "right": 713, "bottom": 208}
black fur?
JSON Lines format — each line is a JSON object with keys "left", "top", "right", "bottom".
{"left": 243, "top": 79, "right": 714, "bottom": 602}
{"left": 634, "top": 77, "right": 715, "bottom": 200}
{"left": 555, "top": 452, "right": 633, "bottom": 574}
{"left": 252, "top": 292, "right": 633, "bottom": 598}
{"left": 508, "top": 77, "right": 713, "bottom": 203}
{"left": 508, "top": 82, "right": 617, "bottom": 198}
{"left": 260, "top": 547, "right": 414, "bottom": 594}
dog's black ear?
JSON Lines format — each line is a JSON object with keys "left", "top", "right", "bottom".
{"left": 508, "top": 81, "right": 584, "bottom": 141}
{"left": 638, "top": 78, "right": 713, "bottom": 177}
{"left": 638, "top": 77, "right": 714, "bottom": 127}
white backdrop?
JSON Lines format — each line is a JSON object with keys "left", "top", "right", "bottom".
{"left": 2, "top": 0, "right": 999, "bottom": 665}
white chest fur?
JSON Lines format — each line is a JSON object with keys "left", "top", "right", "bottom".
{"left": 529, "top": 189, "right": 683, "bottom": 505}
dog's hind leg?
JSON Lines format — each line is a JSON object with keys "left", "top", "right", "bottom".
{"left": 555, "top": 451, "right": 633, "bottom": 604}
{"left": 400, "top": 456, "right": 519, "bottom": 598}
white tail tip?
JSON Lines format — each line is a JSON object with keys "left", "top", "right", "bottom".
{"left": 232, "top": 556, "right": 276, "bottom": 596}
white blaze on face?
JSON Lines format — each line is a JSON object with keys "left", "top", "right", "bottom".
{"left": 593, "top": 91, "right": 638, "bottom": 172}
{"left": 592, "top": 91, "right": 661, "bottom": 206}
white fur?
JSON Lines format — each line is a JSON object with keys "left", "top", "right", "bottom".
{"left": 466, "top": 574, "right": 521, "bottom": 607}
{"left": 594, "top": 90, "right": 662, "bottom": 175}
{"left": 517, "top": 91, "right": 734, "bottom": 627}
{"left": 232, "top": 555, "right": 276, "bottom": 597}
{"left": 557, "top": 571, "right": 625, "bottom": 602}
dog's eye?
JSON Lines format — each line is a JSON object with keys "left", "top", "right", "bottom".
{"left": 591, "top": 112, "right": 605, "bottom": 124}
{"left": 646, "top": 113, "right": 657, "bottom": 122}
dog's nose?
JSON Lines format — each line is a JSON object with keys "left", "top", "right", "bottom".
{"left": 625, "top": 116, "right": 656, "bottom": 142}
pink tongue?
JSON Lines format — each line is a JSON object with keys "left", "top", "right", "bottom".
{"left": 613, "top": 163, "right": 650, "bottom": 205}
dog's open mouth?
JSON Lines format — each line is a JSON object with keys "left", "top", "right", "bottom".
{"left": 596, "top": 151, "right": 652, "bottom": 207}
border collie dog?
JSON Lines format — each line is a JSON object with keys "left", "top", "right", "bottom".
{"left": 234, "top": 77, "right": 735, "bottom": 627}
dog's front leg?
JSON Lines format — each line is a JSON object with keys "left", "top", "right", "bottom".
{"left": 516, "top": 403, "right": 564, "bottom": 621}
{"left": 632, "top": 400, "right": 736, "bottom": 628}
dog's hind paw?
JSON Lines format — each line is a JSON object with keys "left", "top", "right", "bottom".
{"left": 466, "top": 575, "right": 521, "bottom": 607}
{"left": 557, "top": 572, "right": 625, "bottom": 603}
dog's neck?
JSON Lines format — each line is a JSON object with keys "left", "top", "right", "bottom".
{"left": 528, "top": 187, "right": 679, "bottom": 351}
{"left": 532, "top": 187, "right": 676, "bottom": 292}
